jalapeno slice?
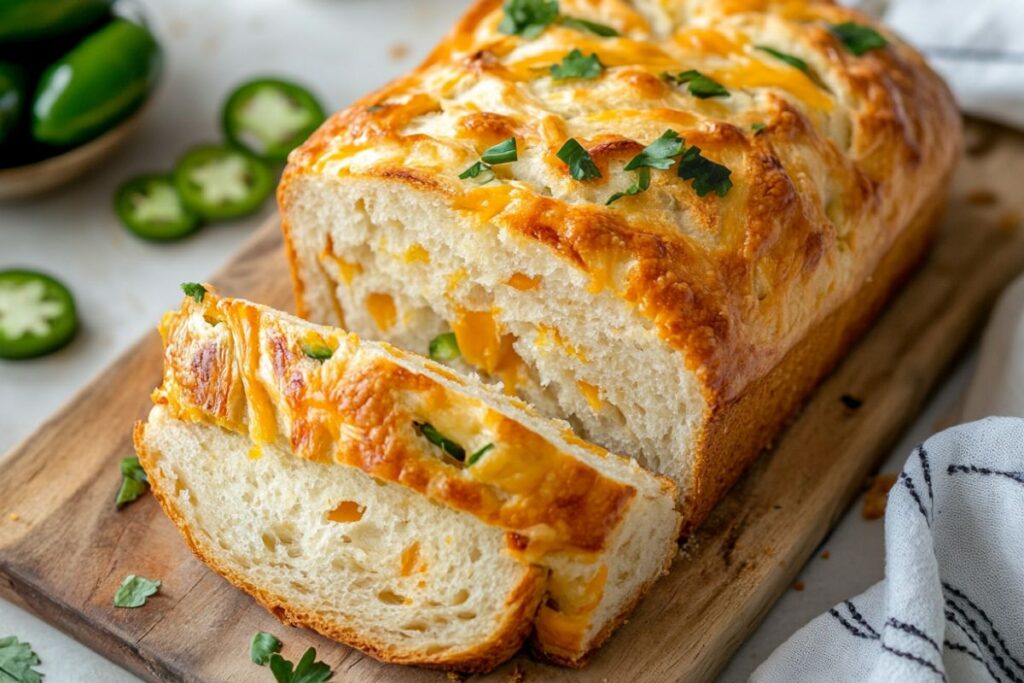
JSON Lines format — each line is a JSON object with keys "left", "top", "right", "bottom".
{"left": 0, "top": 269, "right": 77, "bottom": 359}
{"left": 222, "top": 78, "right": 325, "bottom": 163}
{"left": 173, "top": 144, "right": 273, "bottom": 220}
{"left": 115, "top": 173, "right": 201, "bottom": 241}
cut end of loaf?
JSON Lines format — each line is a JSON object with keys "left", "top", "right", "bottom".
{"left": 281, "top": 176, "right": 708, "bottom": 496}
{"left": 136, "top": 408, "right": 546, "bottom": 671}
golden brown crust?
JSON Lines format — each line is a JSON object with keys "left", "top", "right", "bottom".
{"left": 133, "top": 421, "right": 548, "bottom": 672}
{"left": 153, "top": 294, "right": 643, "bottom": 558}
{"left": 681, "top": 172, "right": 949, "bottom": 535}
{"left": 281, "top": 0, "right": 961, "bottom": 404}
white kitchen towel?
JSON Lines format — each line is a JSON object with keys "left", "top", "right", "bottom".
{"left": 752, "top": 274, "right": 1024, "bottom": 683}
{"left": 842, "top": 0, "right": 1024, "bottom": 130}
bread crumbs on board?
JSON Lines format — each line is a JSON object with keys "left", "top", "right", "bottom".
{"left": 862, "top": 473, "right": 898, "bottom": 520}
{"left": 792, "top": 580, "right": 805, "bottom": 592}
{"left": 820, "top": 550, "right": 831, "bottom": 560}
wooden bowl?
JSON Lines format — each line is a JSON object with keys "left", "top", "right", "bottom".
{"left": 0, "top": 108, "right": 146, "bottom": 201}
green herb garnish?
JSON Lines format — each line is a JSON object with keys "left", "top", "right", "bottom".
{"left": 459, "top": 137, "right": 517, "bottom": 184}
{"left": 428, "top": 332, "right": 460, "bottom": 361}
{"left": 664, "top": 69, "right": 729, "bottom": 98}
{"left": 624, "top": 129, "right": 685, "bottom": 171}
{"left": 458, "top": 161, "right": 495, "bottom": 184}
{"left": 550, "top": 49, "right": 604, "bottom": 81}
{"left": 830, "top": 22, "right": 887, "bottom": 56}
{"left": 480, "top": 137, "right": 518, "bottom": 164}
{"left": 467, "top": 443, "right": 495, "bottom": 465}
{"left": 677, "top": 146, "right": 733, "bottom": 198}
{"left": 606, "top": 167, "right": 651, "bottom": 205}
{"left": 181, "top": 282, "right": 206, "bottom": 303}
{"left": 251, "top": 632, "right": 283, "bottom": 666}
{"left": 113, "top": 574, "right": 161, "bottom": 608}
{"left": 365, "top": 104, "right": 385, "bottom": 113}
{"left": 301, "top": 342, "right": 334, "bottom": 361}
{"left": 268, "top": 647, "right": 333, "bottom": 683}
{"left": 751, "top": 122, "right": 767, "bottom": 133}
{"left": 0, "top": 637, "right": 43, "bottom": 683}
{"left": 414, "top": 421, "right": 466, "bottom": 461}
{"left": 557, "top": 15, "right": 619, "bottom": 37}
{"left": 115, "top": 456, "right": 149, "bottom": 509}
{"left": 755, "top": 45, "right": 809, "bottom": 72}
{"left": 556, "top": 138, "right": 601, "bottom": 181}
{"left": 498, "top": 0, "right": 559, "bottom": 38}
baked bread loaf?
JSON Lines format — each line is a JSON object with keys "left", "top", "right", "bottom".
{"left": 279, "top": 0, "right": 961, "bottom": 533}
{"left": 135, "top": 289, "right": 680, "bottom": 670}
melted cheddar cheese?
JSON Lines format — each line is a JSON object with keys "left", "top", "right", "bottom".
{"left": 153, "top": 292, "right": 640, "bottom": 560}
{"left": 365, "top": 292, "right": 397, "bottom": 332}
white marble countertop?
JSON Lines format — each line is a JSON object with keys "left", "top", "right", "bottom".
{"left": 0, "top": 1, "right": 976, "bottom": 680}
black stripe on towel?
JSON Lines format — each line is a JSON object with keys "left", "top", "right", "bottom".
{"left": 880, "top": 644, "right": 947, "bottom": 681}
{"left": 886, "top": 618, "right": 941, "bottom": 654}
{"left": 947, "top": 464, "right": 1024, "bottom": 488}
{"left": 900, "top": 471, "right": 931, "bottom": 525}
{"left": 829, "top": 608, "right": 878, "bottom": 641}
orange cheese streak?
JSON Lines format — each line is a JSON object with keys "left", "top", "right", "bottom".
{"left": 365, "top": 292, "right": 397, "bottom": 331}
{"left": 154, "top": 294, "right": 636, "bottom": 558}
{"left": 451, "top": 307, "right": 525, "bottom": 395}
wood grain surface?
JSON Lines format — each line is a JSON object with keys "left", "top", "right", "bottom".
{"left": 2, "top": 120, "right": 1023, "bottom": 683}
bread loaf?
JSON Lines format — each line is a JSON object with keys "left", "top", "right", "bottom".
{"left": 279, "top": 0, "right": 960, "bottom": 533}
{"left": 135, "top": 290, "right": 680, "bottom": 669}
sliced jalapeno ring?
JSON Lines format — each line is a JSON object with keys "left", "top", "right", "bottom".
{"left": 0, "top": 269, "right": 78, "bottom": 360}
{"left": 115, "top": 173, "right": 201, "bottom": 241}
{"left": 173, "top": 144, "right": 273, "bottom": 220}
{"left": 222, "top": 78, "right": 325, "bottom": 163}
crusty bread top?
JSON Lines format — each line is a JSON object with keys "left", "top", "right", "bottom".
{"left": 281, "top": 0, "right": 960, "bottom": 405}
{"left": 153, "top": 290, "right": 675, "bottom": 559}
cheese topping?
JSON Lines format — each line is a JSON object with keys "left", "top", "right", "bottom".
{"left": 153, "top": 293, "right": 638, "bottom": 559}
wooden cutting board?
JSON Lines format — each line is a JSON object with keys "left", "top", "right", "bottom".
{"left": 2, "top": 119, "right": 1023, "bottom": 683}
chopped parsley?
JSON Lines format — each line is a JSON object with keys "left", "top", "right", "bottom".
{"left": 830, "top": 22, "right": 887, "bottom": 56}
{"left": 414, "top": 421, "right": 466, "bottom": 461}
{"left": 755, "top": 45, "right": 809, "bottom": 72}
{"left": 181, "top": 282, "right": 206, "bottom": 303}
{"left": 498, "top": 0, "right": 559, "bottom": 38}
{"left": 664, "top": 69, "right": 729, "bottom": 98}
{"left": 556, "top": 138, "right": 601, "bottom": 181}
{"left": 301, "top": 342, "right": 333, "bottom": 361}
{"left": 606, "top": 166, "right": 650, "bottom": 205}
{"left": 677, "top": 146, "right": 733, "bottom": 198}
{"left": 268, "top": 647, "right": 333, "bottom": 683}
{"left": 0, "top": 636, "right": 43, "bottom": 683}
{"left": 365, "top": 104, "right": 385, "bottom": 113}
{"left": 480, "top": 137, "right": 518, "bottom": 164}
{"left": 459, "top": 137, "right": 517, "bottom": 184}
{"left": 624, "top": 129, "right": 685, "bottom": 171}
{"left": 458, "top": 162, "right": 495, "bottom": 184}
{"left": 499, "top": 0, "right": 619, "bottom": 39}
{"left": 116, "top": 456, "right": 149, "bottom": 509}
{"left": 428, "top": 332, "right": 460, "bottom": 361}
{"left": 550, "top": 49, "right": 604, "bottom": 81}
{"left": 467, "top": 443, "right": 495, "bottom": 465}
{"left": 250, "top": 632, "right": 283, "bottom": 666}
{"left": 557, "top": 15, "right": 619, "bottom": 37}
{"left": 751, "top": 122, "right": 767, "bottom": 133}
{"left": 607, "top": 130, "right": 683, "bottom": 204}
{"left": 113, "top": 574, "right": 161, "bottom": 608}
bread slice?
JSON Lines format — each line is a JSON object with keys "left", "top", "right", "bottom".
{"left": 135, "top": 289, "right": 680, "bottom": 670}
{"left": 278, "top": 0, "right": 960, "bottom": 534}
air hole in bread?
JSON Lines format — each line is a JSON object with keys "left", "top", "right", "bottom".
{"left": 467, "top": 546, "right": 481, "bottom": 563}
{"left": 327, "top": 500, "right": 364, "bottom": 523}
{"left": 261, "top": 532, "right": 277, "bottom": 552}
{"left": 378, "top": 589, "right": 410, "bottom": 605}
{"left": 457, "top": 611, "right": 477, "bottom": 620}
{"left": 451, "top": 588, "right": 470, "bottom": 605}
{"left": 401, "top": 621, "right": 428, "bottom": 632}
